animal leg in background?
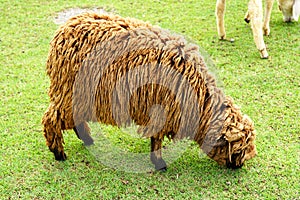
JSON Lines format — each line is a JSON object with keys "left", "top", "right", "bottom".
{"left": 293, "top": 0, "right": 300, "bottom": 21}
{"left": 246, "top": 0, "right": 274, "bottom": 35}
{"left": 278, "top": 0, "right": 300, "bottom": 22}
{"left": 247, "top": 0, "right": 269, "bottom": 58}
{"left": 245, "top": 0, "right": 274, "bottom": 36}
{"left": 216, "top": 0, "right": 268, "bottom": 58}
{"left": 216, "top": 0, "right": 226, "bottom": 39}
{"left": 263, "top": 0, "right": 274, "bottom": 36}
{"left": 73, "top": 122, "right": 94, "bottom": 146}
{"left": 150, "top": 136, "right": 167, "bottom": 171}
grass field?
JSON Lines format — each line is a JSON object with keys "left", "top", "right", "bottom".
{"left": 1, "top": 0, "right": 299, "bottom": 199}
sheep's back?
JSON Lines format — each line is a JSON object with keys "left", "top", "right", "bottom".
{"left": 73, "top": 25, "right": 212, "bottom": 140}
{"left": 46, "top": 12, "right": 215, "bottom": 140}
{"left": 46, "top": 13, "right": 153, "bottom": 121}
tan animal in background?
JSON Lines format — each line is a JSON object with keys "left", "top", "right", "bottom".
{"left": 216, "top": 0, "right": 300, "bottom": 59}
{"left": 276, "top": 0, "right": 300, "bottom": 22}
{"left": 246, "top": 0, "right": 300, "bottom": 35}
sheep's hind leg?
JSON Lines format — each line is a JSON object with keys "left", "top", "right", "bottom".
{"left": 73, "top": 122, "right": 94, "bottom": 146}
{"left": 42, "top": 106, "right": 67, "bottom": 161}
{"left": 150, "top": 137, "right": 167, "bottom": 171}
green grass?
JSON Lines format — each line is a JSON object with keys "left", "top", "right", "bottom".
{"left": 1, "top": 0, "right": 299, "bottom": 199}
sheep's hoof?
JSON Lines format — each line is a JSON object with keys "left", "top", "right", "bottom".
{"left": 73, "top": 124, "right": 94, "bottom": 146}
{"left": 54, "top": 151, "right": 67, "bottom": 161}
{"left": 83, "top": 136, "right": 94, "bottom": 146}
{"left": 154, "top": 159, "right": 167, "bottom": 172}
{"left": 158, "top": 167, "right": 167, "bottom": 172}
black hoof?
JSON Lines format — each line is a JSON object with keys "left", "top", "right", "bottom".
{"left": 244, "top": 18, "right": 250, "bottom": 23}
{"left": 53, "top": 150, "right": 67, "bottom": 161}
{"left": 154, "top": 159, "right": 167, "bottom": 171}
{"left": 83, "top": 136, "right": 94, "bottom": 146}
{"left": 157, "top": 167, "right": 167, "bottom": 172}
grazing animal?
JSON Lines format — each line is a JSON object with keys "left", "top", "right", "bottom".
{"left": 42, "top": 13, "right": 257, "bottom": 170}
{"left": 277, "top": 0, "right": 300, "bottom": 22}
{"left": 216, "top": 0, "right": 300, "bottom": 59}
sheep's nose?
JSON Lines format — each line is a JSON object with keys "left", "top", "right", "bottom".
{"left": 226, "top": 162, "right": 243, "bottom": 169}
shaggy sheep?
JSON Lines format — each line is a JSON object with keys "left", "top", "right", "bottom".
{"left": 216, "top": 0, "right": 300, "bottom": 58}
{"left": 42, "top": 13, "right": 257, "bottom": 170}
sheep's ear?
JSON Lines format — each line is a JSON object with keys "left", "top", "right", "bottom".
{"left": 293, "top": 0, "right": 300, "bottom": 21}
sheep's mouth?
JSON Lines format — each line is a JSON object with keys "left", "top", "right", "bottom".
{"left": 226, "top": 153, "right": 244, "bottom": 169}
{"left": 226, "top": 162, "right": 243, "bottom": 169}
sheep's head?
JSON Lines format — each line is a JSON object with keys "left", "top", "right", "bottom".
{"left": 202, "top": 96, "right": 257, "bottom": 169}
{"left": 278, "top": 0, "right": 300, "bottom": 22}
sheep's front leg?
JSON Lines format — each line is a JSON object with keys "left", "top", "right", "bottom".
{"left": 216, "top": 0, "right": 226, "bottom": 39}
{"left": 150, "top": 137, "right": 167, "bottom": 171}
{"left": 263, "top": 0, "right": 274, "bottom": 36}
{"left": 73, "top": 122, "right": 94, "bottom": 146}
{"left": 248, "top": 0, "right": 269, "bottom": 58}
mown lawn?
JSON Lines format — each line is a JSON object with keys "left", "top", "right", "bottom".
{"left": 0, "top": 0, "right": 299, "bottom": 199}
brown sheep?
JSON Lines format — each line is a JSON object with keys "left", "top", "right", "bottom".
{"left": 42, "top": 13, "right": 257, "bottom": 170}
